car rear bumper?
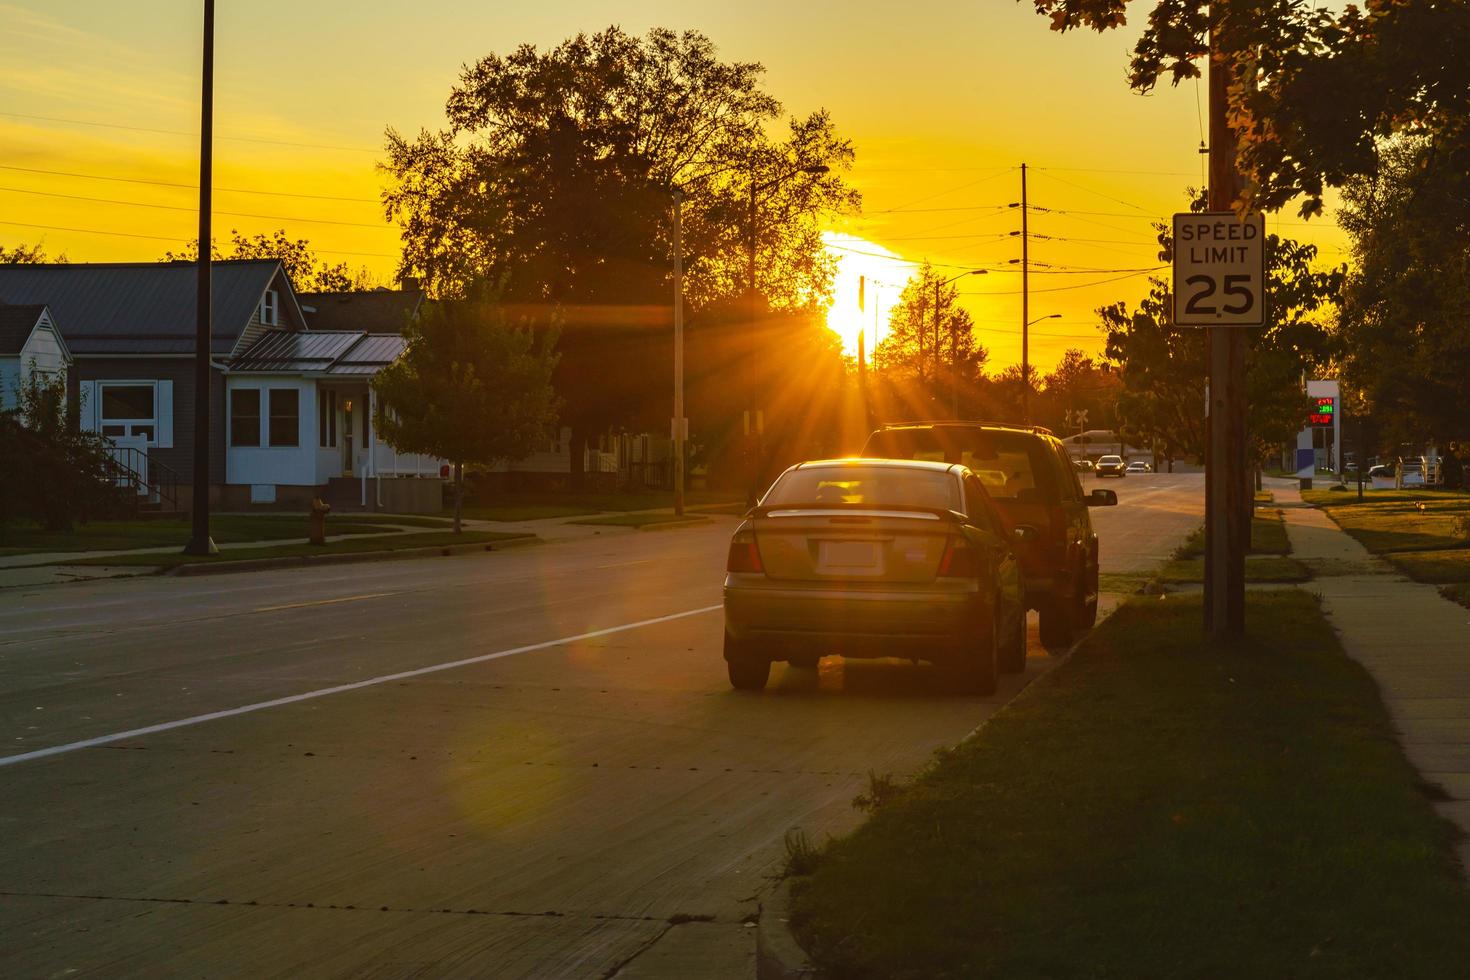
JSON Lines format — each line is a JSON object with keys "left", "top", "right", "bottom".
{"left": 724, "top": 578, "right": 986, "bottom": 658}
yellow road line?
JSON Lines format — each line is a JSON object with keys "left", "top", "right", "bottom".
{"left": 254, "top": 591, "right": 400, "bottom": 613}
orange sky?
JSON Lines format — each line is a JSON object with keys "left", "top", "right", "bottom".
{"left": 0, "top": 0, "right": 1348, "bottom": 373}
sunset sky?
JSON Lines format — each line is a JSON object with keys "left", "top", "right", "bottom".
{"left": 0, "top": 0, "right": 1348, "bottom": 373}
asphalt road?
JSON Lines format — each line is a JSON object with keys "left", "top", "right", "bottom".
{"left": 0, "top": 474, "right": 1203, "bottom": 978}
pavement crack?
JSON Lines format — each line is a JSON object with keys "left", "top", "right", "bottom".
{"left": 0, "top": 890, "right": 659, "bottom": 923}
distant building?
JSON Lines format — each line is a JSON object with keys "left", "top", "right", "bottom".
{"left": 0, "top": 304, "right": 70, "bottom": 414}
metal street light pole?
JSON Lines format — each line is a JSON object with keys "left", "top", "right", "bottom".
{"left": 933, "top": 269, "right": 986, "bottom": 418}
{"left": 745, "top": 162, "right": 829, "bottom": 506}
{"left": 671, "top": 188, "right": 686, "bottom": 517}
{"left": 183, "top": 0, "right": 218, "bottom": 556}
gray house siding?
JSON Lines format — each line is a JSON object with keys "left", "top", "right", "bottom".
{"left": 68, "top": 359, "right": 226, "bottom": 485}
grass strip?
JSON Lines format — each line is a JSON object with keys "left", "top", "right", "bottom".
{"left": 568, "top": 513, "right": 709, "bottom": 528}
{"left": 1303, "top": 488, "right": 1470, "bottom": 555}
{"left": 1156, "top": 555, "right": 1311, "bottom": 584}
{"left": 791, "top": 591, "right": 1470, "bottom": 979}
{"left": 1173, "top": 507, "right": 1291, "bottom": 560}
{"left": 60, "top": 530, "right": 528, "bottom": 569}
{"left": 1440, "top": 584, "right": 1470, "bottom": 610}
{"left": 0, "top": 515, "right": 406, "bottom": 554}
{"left": 1385, "top": 548, "right": 1470, "bottom": 584}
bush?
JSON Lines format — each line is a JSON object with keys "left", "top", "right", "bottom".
{"left": 1, "top": 371, "right": 118, "bottom": 538}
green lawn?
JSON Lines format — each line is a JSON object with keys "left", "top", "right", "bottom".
{"left": 61, "top": 529, "right": 529, "bottom": 569}
{"left": 1386, "top": 548, "right": 1470, "bottom": 584}
{"left": 1441, "top": 584, "right": 1470, "bottom": 609}
{"left": 455, "top": 490, "right": 742, "bottom": 522}
{"left": 1174, "top": 507, "right": 1291, "bottom": 559}
{"left": 1156, "top": 555, "right": 1312, "bottom": 584}
{"left": 1303, "top": 488, "right": 1470, "bottom": 554}
{"left": 790, "top": 591, "right": 1470, "bottom": 978}
{"left": 568, "top": 513, "right": 711, "bottom": 528}
{"left": 0, "top": 514, "right": 416, "bottom": 555}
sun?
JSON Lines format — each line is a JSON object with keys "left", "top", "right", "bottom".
{"left": 822, "top": 232, "right": 915, "bottom": 358}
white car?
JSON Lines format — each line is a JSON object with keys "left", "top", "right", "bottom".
{"left": 1125, "top": 461, "right": 1151, "bottom": 474}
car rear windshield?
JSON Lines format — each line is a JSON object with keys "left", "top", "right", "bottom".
{"left": 863, "top": 428, "right": 1060, "bottom": 503}
{"left": 763, "top": 465, "right": 960, "bottom": 511}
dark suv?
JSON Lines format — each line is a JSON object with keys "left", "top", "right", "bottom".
{"left": 861, "top": 422, "right": 1117, "bottom": 645}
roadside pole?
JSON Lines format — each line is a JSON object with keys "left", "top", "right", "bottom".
{"left": 672, "top": 189, "right": 685, "bottom": 517}
{"left": 1203, "top": 7, "right": 1247, "bottom": 636}
{"left": 183, "top": 0, "right": 218, "bottom": 557}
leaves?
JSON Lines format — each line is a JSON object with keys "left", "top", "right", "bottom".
{"left": 161, "top": 230, "right": 379, "bottom": 293}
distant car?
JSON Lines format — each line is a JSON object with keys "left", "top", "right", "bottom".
{"left": 723, "top": 458, "right": 1028, "bottom": 694}
{"left": 1125, "top": 461, "right": 1151, "bottom": 474}
{"left": 859, "top": 422, "right": 1117, "bottom": 646}
{"left": 1095, "top": 455, "right": 1126, "bottom": 478}
{"left": 1073, "top": 458, "right": 1095, "bottom": 473}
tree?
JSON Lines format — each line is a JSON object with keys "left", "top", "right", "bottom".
{"left": 1039, "top": 349, "right": 1119, "bottom": 436}
{"left": 1337, "top": 136, "right": 1470, "bottom": 448}
{"left": 1101, "top": 211, "right": 1342, "bottom": 464}
{"left": 1027, "top": 0, "right": 1470, "bottom": 216}
{"left": 1, "top": 242, "right": 65, "bottom": 264}
{"left": 382, "top": 27, "right": 860, "bottom": 485}
{"left": 371, "top": 302, "right": 560, "bottom": 532}
{"left": 162, "top": 229, "right": 379, "bottom": 294}
{"left": 0, "top": 370, "right": 114, "bottom": 537}
{"left": 872, "top": 262, "right": 989, "bottom": 417}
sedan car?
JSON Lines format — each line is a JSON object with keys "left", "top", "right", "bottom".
{"left": 1095, "top": 454, "right": 1127, "bottom": 477}
{"left": 1125, "top": 461, "right": 1151, "bottom": 474}
{"left": 723, "top": 459, "right": 1029, "bottom": 695}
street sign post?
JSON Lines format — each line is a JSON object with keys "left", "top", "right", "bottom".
{"left": 1172, "top": 212, "right": 1266, "bottom": 327}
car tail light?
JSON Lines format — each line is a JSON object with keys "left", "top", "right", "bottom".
{"left": 726, "top": 530, "right": 764, "bottom": 574}
{"left": 937, "top": 536, "right": 981, "bottom": 578}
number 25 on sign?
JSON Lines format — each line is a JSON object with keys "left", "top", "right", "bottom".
{"left": 1172, "top": 212, "right": 1267, "bottom": 327}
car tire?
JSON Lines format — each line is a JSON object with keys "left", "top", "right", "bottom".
{"left": 725, "top": 632, "right": 771, "bottom": 691}
{"left": 787, "top": 653, "right": 821, "bottom": 670}
{"left": 1038, "top": 596, "right": 1074, "bottom": 648}
{"left": 999, "top": 600, "right": 1027, "bottom": 674}
{"left": 947, "top": 615, "right": 999, "bottom": 695}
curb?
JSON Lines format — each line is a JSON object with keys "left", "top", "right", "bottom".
{"left": 756, "top": 878, "right": 820, "bottom": 980}
{"left": 165, "top": 534, "right": 540, "bottom": 577}
{"left": 638, "top": 516, "right": 713, "bottom": 532}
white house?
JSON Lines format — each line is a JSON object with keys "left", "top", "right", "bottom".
{"left": 0, "top": 304, "right": 70, "bottom": 413}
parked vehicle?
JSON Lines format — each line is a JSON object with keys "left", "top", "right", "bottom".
{"left": 1125, "top": 461, "right": 1151, "bottom": 474}
{"left": 860, "top": 422, "right": 1117, "bottom": 646}
{"left": 723, "top": 459, "right": 1028, "bottom": 694}
{"left": 1073, "top": 458, "right": 1095, "bottom": 473}
{"left": 1095, "top": 454, "right": 1127, "bottom": 478}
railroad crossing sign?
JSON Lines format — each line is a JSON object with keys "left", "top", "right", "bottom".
{"left": 1172, "top": 211, "right": 1266, "bottom": 327}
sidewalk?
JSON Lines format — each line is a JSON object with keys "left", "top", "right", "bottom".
{"left": 1277, "top": 483, "right": 1470, "bottom": 868}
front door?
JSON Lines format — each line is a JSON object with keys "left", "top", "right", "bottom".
{"left": 342, "top": 401, "right": 354, "bottom": 476}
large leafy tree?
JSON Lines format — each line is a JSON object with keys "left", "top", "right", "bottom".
{"left": 372, "top": 302, "right": 560, "bottom": 532}
{"left": 1027, "top": 0, "right": 1470, "bottom": 216}
{"left": 1102, "top": 217, "right": 1342, "bottom": 463}
{"left": 163, "top": 229, "right": 379, "bottom": 294}
{"left": 382, "top": 27, "right": 860, "bottom": 483}
{"left": 1038, "top": 349, "right": 1120, "bottom": 436}
{"left": 1337, "top": 136, "right": 1470, "bottom": 448}
{"left": 872, "top": 262, "right": 989, "bottom": 417}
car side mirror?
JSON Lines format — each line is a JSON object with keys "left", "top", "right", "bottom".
{"left": 1088, "top": 489, "right": 1118, "bottom": 507}
{"left": 1012, "top": 524, "right": 1040, "bottom": 543}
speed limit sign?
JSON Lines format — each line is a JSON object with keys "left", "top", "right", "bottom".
{"left": 1172, "top": 212, "right": 1266, "bottom": 326}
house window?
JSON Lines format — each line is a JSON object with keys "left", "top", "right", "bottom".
{"left": 230, "top": 389, "right": 261, "bottom": 447}
{"left": 259, "top": 289, "right": 279, "bottom": 326}
{"left": 99, "top": 383, "right": 156, "bottom": 444}
{"left": 318, "top": 389, "right": 337, "bottom": 448}
{"left": 268, "top": 388, "right": 299, "bottom": 447}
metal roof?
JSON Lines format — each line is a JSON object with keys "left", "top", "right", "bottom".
{"left": 297, "top": 289, "right": 422, "bottom": 333}
{"left": 231, "top": 330, "right": 407, "bottom": 376}
{"left": 0, "top": 304, "right": 47, "bottom": 356}
{"left": 0, "top": 260, "right": 287, "bottom": 356}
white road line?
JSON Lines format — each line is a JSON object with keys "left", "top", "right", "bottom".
{"left": 596, "top": 559, "right": 654, "bottom": 569}
{"left": 254, "top": 591, "right": 401, "bottom": 613}
{"left": 0, "top": 604, "right": 723, "bottom": 770}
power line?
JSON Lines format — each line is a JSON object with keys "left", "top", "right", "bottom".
{"left": 0, "top": 218, "right": 398, "bottom": 258}
{"left": 871, "top": 168, "right": 1015, "bottom": 214}
{"left": 0, "top": 164, "right": 380, "bottom": 203}
{"left": 958, "top": 268, "right": 1159, "bottom": 295}
{"left": 0, "top": 110, "right": 378, "bottom": 153}
{"left": 1032, "top": 170, "right": 1155, "bottom": 214}
{"left": 0, "top": 185, "right": 395, "bottom": 230}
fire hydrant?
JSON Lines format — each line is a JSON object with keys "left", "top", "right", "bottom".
{"left": 308, "top": 498, "right": 331, "bottom": 546}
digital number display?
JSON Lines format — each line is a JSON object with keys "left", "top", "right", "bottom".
{"left": 1309, "top": 396, "right": 1335, "bottom": 427}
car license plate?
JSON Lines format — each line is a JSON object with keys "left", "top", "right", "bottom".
{"left": 819, "top": 540, "right": 878, "bottom": 568}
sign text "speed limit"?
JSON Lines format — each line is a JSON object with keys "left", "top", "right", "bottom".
{"left": 1172, "top": 212, "right": 1266, "bottom": 327}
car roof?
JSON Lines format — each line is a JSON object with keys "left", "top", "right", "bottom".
{"left": 793, "top": 457, "right": 961, "bottom": 475}
{"left": 875, "top": 420, "right": 1057, "bottom": 439}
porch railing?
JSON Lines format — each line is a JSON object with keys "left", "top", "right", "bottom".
{"left": 101, "top": 444, "right": 182, "bottom": 513}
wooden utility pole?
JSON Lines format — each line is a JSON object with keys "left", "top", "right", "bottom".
{"left": 1020, "top": 162, "right": 1031, "bottom": 424}
{"left": 183, "top": 0, "right": 218, "bottom": 556}
{"left": 672, "top": 189, "right": 685, "bottom": 517}
{"left": 1203, "top": 5, "right": 1247, "bottom": 636}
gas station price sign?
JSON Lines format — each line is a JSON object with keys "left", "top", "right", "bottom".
{"left": 1309, "top": 396, "right": 1335, "bottom": 427}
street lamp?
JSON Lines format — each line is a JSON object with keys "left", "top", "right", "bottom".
{"left": 744, "top": 162, "right": 830, "bottom": 505}
{"left": 1019, "top": 311, "right": 1061, "bottom": 424}
{"left": 934, "top": 269, "right": 986, "bottom": 418}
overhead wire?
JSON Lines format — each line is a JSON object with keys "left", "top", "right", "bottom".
{"left": 0, "top": 164, "right": 380, "bottom": 203}
{"left": 0, "top": 218, "right": 397, "bottom": 258}
{"left": 0, "top": 110, "right": 379, "bottom": 153}
{"left": 0, "top": 185, "right": 396, "bottom": 230}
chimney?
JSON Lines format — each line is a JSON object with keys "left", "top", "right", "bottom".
{"left": 399, "top": 275, "right": 421, "bottom": 293}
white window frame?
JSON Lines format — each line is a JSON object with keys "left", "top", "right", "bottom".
{"left": 260, "top": 289, "right": 279, "bottom": 326}
{"left": 98, "top": 380, "right": 158, "bottom": 446}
